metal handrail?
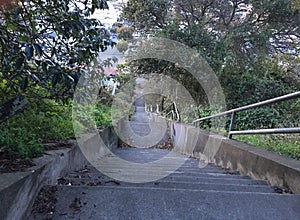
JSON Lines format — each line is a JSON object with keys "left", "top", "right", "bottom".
{"left": 193, "top": 91, "right": 300, "bottom": 138}
{"left": 160, "top": 102, "right": 173, "bottom": 114}
{"left": 163, "top": 102, "right": 180, "bottom": 121}
{"left": 148, "top": 101, "right": 180, "bottom": 121}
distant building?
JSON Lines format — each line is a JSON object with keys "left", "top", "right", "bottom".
{"left": 103, "top": 67, "right": 119, "bottom": 76}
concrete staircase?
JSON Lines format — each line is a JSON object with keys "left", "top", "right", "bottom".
{"left": 29, "top": 96, "right": 300, "bottom": 219}
{"left": 29, "top": 147, "right": 300, "bottom": 220}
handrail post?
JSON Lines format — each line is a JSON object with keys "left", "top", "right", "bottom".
{"left": 172, "top": 102, "right": 175, "bottom": 120}
{"left": 173, "top": 102, "right": 180, "bottom": 121}
{"left": 194, "top": 121, "right": 198, "bottom": 127}
{"left": 228, "top": 112, "right": 236, "bottom": 139}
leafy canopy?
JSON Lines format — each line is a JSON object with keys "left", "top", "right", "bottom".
{"left": 123, "top": 0, "right": 300, "bottom": 70}
{"left": 0, "top": 0, "right": 111, "bottom": 101}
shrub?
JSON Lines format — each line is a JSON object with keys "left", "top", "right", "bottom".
{"left": 0, "top": 97, "right": 114, "bottom": 158}
{"left": 236, "top": 135, "right": 300, "bottom": 160}
{"left": 0, "top": 99, "right": 76, "bottom": 158}
{"left": 116, "top": 40, "right": 128, "bottom": 53}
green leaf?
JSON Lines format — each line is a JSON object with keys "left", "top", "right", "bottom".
{"left": 33, "top": 43, "right": 43, "bottom": 56}
{"left": 70, "top": 72, "right": 80, "bottom": 84}
{"left": 25, "top": 45, "right": 34, "bottom": 60}
{"left": 18, "top": 35, "right": 29, "bottom": 42}
{"left": 15, "top": 57, "right": 24, "bottom": 69}
{"left": 62, "top": 73, "right": 72, "bottom": 88}
{"left": 42, "top": 62, "right": 47, "bottom": 73}
{"left": 52, "top": 73, "right": 60, "bottom": 87}
{"left": 45, "top": 18, "right": 54, "bottom": 23}
{"left": 20, "top": 77, "right": 28, "bottom": 90}
{"left": 7, "top": 23, "right": 17, "bottom": 31}
{"left": 51, "top": 47, "right": 56, "bottom": 57}
{"left": 13, "top": 7, "right": 21, "bottom": 20}
{"left": 99, "top": 0, "right": 109, "bottom": 9}
{"left": 73, "top": 20, "right": 84, "bottom": 31}
{"left": 3, "top": 57, "right": 9, "bottom": 65}
{"left": 30, "top": 74, "right": 40, "bottom": 82}
{"left": 35, "top": 60, "right": 41, "bottom": 66}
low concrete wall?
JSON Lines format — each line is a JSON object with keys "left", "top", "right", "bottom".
{"left": 116, "top": 115, "right": 171, "bottom": 147}
{"left": 78, "top": 128, "right": 118, "bottom": 162}
{"left": 151, "top": 115, "right": 300, "bottom": 194}
{"left": 0, "top": 127, "right": 118, "bottom": 220}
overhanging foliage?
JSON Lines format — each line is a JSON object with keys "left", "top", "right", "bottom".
{"left": 0, "top": 0, "right": 111, "bottom": 101}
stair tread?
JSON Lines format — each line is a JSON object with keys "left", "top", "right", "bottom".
{"left": 30, "top": 186, "right": 300, "bottom": 220}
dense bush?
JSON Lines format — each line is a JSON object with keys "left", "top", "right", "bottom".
{"left": 192, "top": 57, "right": 300, "bottom": 160}
{"left": 0, "top": 100, "right": 74, "bottom": 158}
{"left": 0, "top": 98, "right": 113, "bottom": 158}
{"left": 210, "top": 58, "right": 300, "bottom": 130}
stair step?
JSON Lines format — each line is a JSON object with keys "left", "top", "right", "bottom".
{"left": 84, "top": 165, "right": 232, "bottom": 173}
{"left": 67, "top": 170, "right": 251, "bottom": 180}
{"left": 89, "top": 163, "right": 230, "bottom": 172}
{"left": 59, "top": 177, "right": 274, "bottom": 193}
{"left": 64, "top": 173, "right": 268, "bottom": 186}
{"left": 30, "top": 186, "right": 300, "bottom": 220}
{"left": 68, "top": 167, "right": 233, "bottom": 176}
